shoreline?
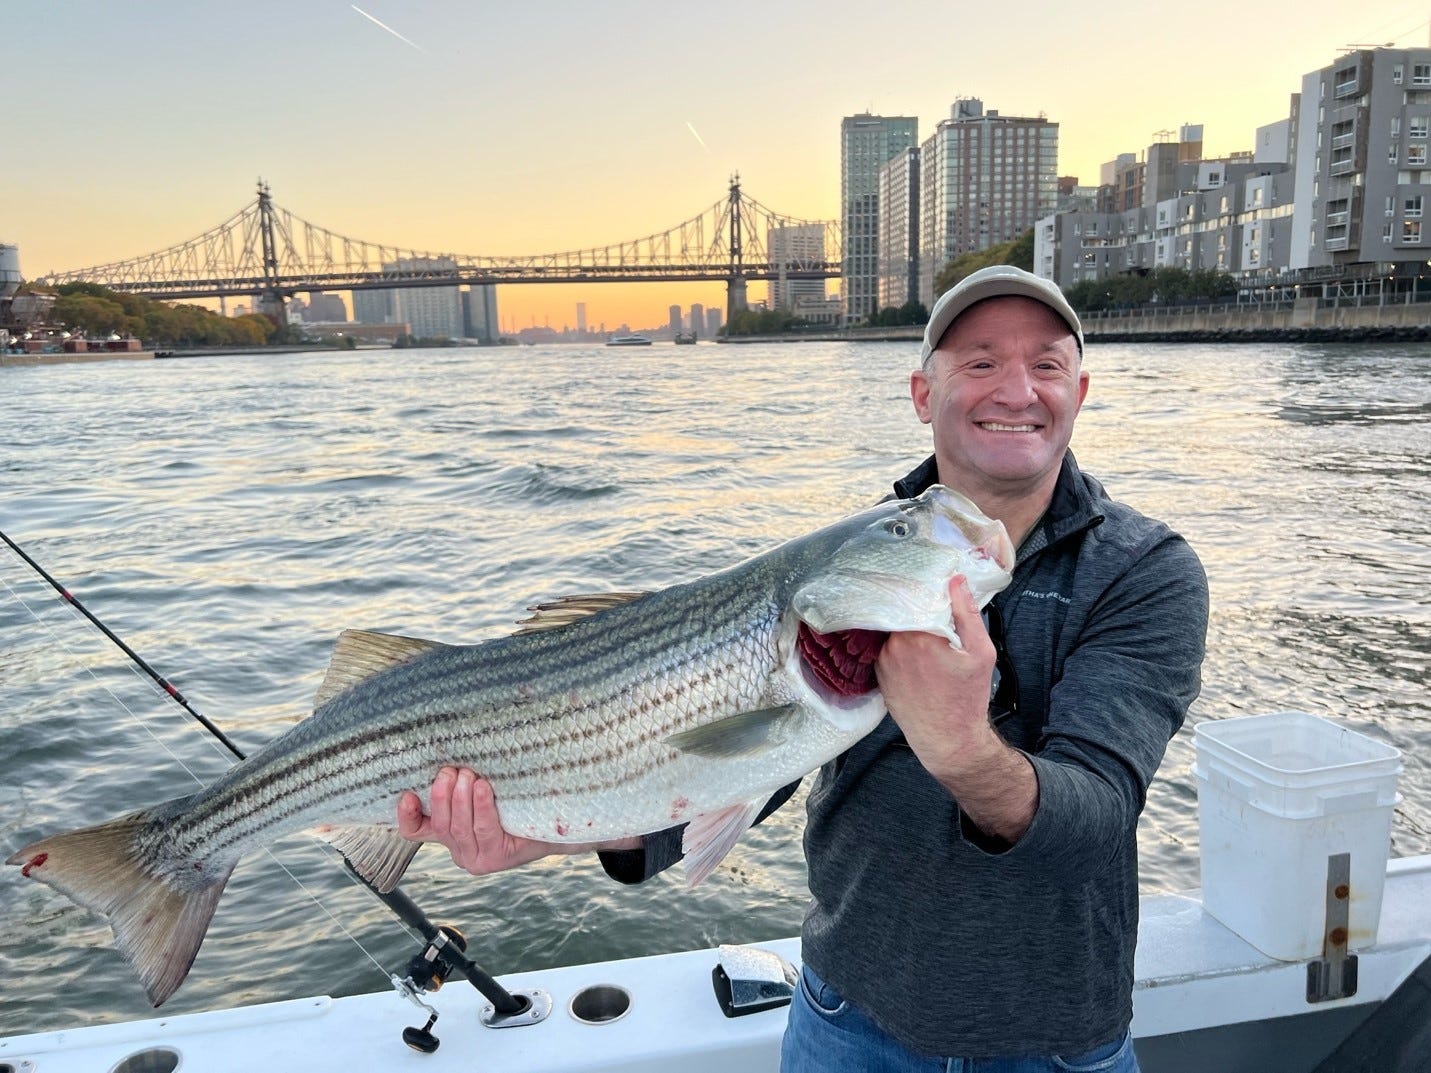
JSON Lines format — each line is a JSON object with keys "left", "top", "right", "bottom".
{"left": 0, "top": 350, "right": 156, "bottom": 367}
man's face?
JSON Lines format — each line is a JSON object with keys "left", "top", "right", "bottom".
{"left": 910, "top": 296, "right": 1088, "bottom": 506}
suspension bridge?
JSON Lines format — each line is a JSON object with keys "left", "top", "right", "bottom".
{"left": 39, "top": 178, "right": 842, "bottom": 323}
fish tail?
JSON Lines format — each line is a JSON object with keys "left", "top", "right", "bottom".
{"left": 7, "top": 802, "right": 235, "bottom": 1007}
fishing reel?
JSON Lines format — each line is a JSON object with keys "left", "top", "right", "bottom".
{"left": 394, "top": 924, "right": 468, "bottom": 1054}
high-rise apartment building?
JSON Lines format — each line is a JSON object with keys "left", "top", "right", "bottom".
{"left": 918, "top": 99, "right": 1058, "bottom": 308}
{"left": 464, "top": 285, "right": 499, "bottom": 343}
{"left": 1291, "top": 46, "right": 1431, "bottom": 268}
{"left": 841, "top": 113, "right": 919, "bottom": 324}
{"left": 688, "top": 304, "right": 704, "bottom": 338}
{"left": 704, "top": 307, "right": 722, "bottom": 338}
{"left": 669, "top": 305, "right": 683, "bottom": 335}
{"left": 392, "top": 259, "right": 463, "bottom": 339}
{"left": 358, "top": 258, "right": 463, "bottom": 338}
{"left": 877, "top": 147, "right": 920, "bottom": 310}
{"left": 767, "top": 224, "right": 827, "bottom": 311}
{"left": 352, "top": 288, "right": 395, "bottom": 324}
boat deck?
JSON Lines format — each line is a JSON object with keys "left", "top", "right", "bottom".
{"left": 2, "top": 856, "right": 1428, "bottom": 1073}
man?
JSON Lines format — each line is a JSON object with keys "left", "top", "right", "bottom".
{"left": 398, "top": 265, "right": 1208, "bottom": 1072}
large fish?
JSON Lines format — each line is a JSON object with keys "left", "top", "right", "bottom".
{"left": 7, "top": 485, "right": 1013, "bottom": 1006}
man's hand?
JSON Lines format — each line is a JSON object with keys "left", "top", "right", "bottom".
{"left": 877, "top": 577, "right": 1038, "bottom": 844}
{"left": 397, "top": 766, "right": 639, "bottom": 876}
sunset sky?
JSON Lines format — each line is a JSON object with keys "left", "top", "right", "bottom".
{"left": 8, "top": 1, "right": 1428, "bottom": 331}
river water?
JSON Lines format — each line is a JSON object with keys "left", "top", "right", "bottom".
{"left": 1, "top": 339, "right": 1426, "bottom": 1034}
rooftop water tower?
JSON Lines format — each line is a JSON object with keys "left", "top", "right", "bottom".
{"left": 0, "top": 243, "right": 21, "bottom": 300}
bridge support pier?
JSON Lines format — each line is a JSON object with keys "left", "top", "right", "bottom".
{"left": 725, "top": 276, "right": 747, "bottom": 329}
{"left": 256, "top": 291, "right": 287, "bottom": 324}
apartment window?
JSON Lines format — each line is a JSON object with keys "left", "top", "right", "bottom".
{"left": 1391, "top": 145, "right": 1400, "bottom": 165}
{"left": 1334, "top": 66, "right": 1358, "bottom": 97}
{"left": 1404, "top": 220, "right": 1423, "bottom": 242}
{"left": 1412, "top": 116, "right": 1429, "bottom": 139}
{"left": 1253, "top": 187, "right": 1264, "bottom": 207}
{"left": 1415, "top": 64, "right": 1431, "bottom": 86}
{"left": 1410, "top": 144, "right": 1428, "bottom": 166}
{"left": 1387, "top": 195, "right": 1397, "bottom": 216}
{"left": 1406, "top": 195, "right": 1424, "bottom": 218}
{"left": 1384, "top": 222, "right": 1394, "bottom": 242}
{"left": 1393, "top": 64, "right": 1404, "bottom": 85}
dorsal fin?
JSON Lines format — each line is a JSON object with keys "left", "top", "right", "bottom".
{"left": 315, "top": 629, "right": 445, "bottom": 708}
{"left": 512, "top": 592, "right": 650, "bottom": 635}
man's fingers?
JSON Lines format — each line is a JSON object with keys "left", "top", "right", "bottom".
{"left": 469, "top": 777, "right": 505, "bottom": 843}
{"left": 449, "top": 767, "right": 477, "bottom": 845}
{"left": 396, "top": 791, "right": 427, "bottom": 840}
{"left": 427, "top": 766, "right": 457, "bottom": 836}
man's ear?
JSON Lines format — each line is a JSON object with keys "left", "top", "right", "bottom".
{"left": 910, "top": 368, "right": 933, "bottom": 425}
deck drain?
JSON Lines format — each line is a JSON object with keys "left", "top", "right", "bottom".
{"left": 568, "top": 984, "right": 631, "bottom": 1025}
{"left": 109, "top": 1047, "right": 180, "bottom": 1073}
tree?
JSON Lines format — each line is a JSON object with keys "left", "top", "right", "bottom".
{"left": 930, "top": 229, "right": 1036, "bottom": 299}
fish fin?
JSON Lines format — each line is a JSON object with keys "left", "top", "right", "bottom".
{"left": 512, "top": 592, "right": 651, "bottom": 635}
{"left": 681, "top": 799, "right": 764, "bottom": 887}
{"left": 319, "top": 824, "right": 421, "bottom": 893}
{"left": 316, "top": 629, "right": 446, "bottom": 707}
{"left": 663, "top": 705, "right": 801, "bottom": 759}
{"left": 6, "top": 803, "right": 236, "bottom": 1007}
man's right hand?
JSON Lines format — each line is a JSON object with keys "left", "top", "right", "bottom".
{"left": 396, "top": 766, "right": 640, "bottom": 876}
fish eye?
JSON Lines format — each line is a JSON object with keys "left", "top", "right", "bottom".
{"left": 885, "top": 519, "right": 911, "bottom": 537}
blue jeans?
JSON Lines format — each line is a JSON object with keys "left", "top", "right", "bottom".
{"left": 780, "top": 965, "right": 1140, "bottom": 1073}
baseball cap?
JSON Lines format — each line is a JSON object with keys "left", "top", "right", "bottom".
{"left": 919, "top": 265, "right": 1083, "bottom": 365}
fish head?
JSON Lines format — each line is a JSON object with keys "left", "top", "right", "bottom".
{"left": 791, "top": 484, "right": 1014, "bottom": 649}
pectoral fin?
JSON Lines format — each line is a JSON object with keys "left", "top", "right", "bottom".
{"left": 662, "top": 705, "right": 801, "bottom": 760}
{"left": 318, "top": 824, "right": 422, "bottom": 893}
{"left": 681, "top": 799, "right": 764, "bottom": 887}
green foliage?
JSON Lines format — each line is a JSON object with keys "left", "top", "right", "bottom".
{"left": 866, "top": 299, "right": 929, "bottom": 327}
{"left": 723, "top": 307, "right": 813, "bottom": 336}
{"left": 930, "top": 230, "right": 1036, "bottom": 298}
{"left": 1063, "top": 268, "right": 1238, "bottom": 313}
{"left": 52, "top": 282, "right": 280, "bottom": 346}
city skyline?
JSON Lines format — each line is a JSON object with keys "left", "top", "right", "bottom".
{"left": 7, "top": 0, "right": 1429, "bottom": 330}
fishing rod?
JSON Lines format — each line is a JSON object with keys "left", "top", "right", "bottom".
{"left": 0, "top": 527, "right": 534, "bottom": 1051}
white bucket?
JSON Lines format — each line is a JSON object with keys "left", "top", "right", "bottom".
{"left": 1192, "top": 711, "right": 1401, "bottom": 961}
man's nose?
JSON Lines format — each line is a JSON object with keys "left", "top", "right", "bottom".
{"left": 990, "top": 363, "right": 1036, "bottom": 406}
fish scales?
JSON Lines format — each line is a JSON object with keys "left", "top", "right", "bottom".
{"left": 158, "top": 566, "right": 788, "bottom": 861}
{"left": 7, "top": 484, "right": 1016, "bottom": 1006}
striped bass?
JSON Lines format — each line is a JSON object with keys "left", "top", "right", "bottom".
{"left": 7, "top": 484, "right": 1013, "bottom": 1007}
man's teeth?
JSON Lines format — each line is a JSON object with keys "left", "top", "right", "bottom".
{"left": 979, "top": 422, "right": 1037, "bottom": 432}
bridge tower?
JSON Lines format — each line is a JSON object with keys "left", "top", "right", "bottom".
{"left": 725, "top": 174, "right": 747, "bottom": 326}
{"left": 254, "top": 179, "right": 288, "bottom": 323}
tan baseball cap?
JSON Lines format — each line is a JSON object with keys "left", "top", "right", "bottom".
{"left": 920, "top": 265, "right": 1083, "bottom": 365}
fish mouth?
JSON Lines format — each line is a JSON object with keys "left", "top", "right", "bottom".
{"left": 796, "top": 622, "right": 885, "bottom": 703}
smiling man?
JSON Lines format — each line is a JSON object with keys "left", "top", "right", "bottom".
{"left": 781, "top": 265, "right": 1208, "bottom": 1072}
{"left": 399, "top": 266, "right": 1209, "bottom": 1073}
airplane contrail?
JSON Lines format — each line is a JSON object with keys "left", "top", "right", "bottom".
{"left": 686, "top": 121, "right": 712, "bottom": 155}
{"left": 351, "top": 4, "right": 425, "bottom": 52}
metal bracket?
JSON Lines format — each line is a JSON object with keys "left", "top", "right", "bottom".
{"left": 1306, "top": 852, "right": 1359, "bottom": 1003}
{"left": 481, "top": 987, "right": 552, "bottom": 1028}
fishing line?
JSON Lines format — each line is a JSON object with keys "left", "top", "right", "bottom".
{"left": 0, "top": 564, "right": 396, "bottom": 986}
{"left": 1, "top": 531, "right": 530, "bottom": 1019}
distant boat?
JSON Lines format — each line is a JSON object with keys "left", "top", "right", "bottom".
{"left": 673, "top": 332, "right": 697, "bottom": 345}
{"left": 605, "top": 334, "right": 653, "bottom": 347}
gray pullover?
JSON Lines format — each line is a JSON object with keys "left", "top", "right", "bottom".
{"left": 602, "top": 452, "right": 1208, "bottom": 1057}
